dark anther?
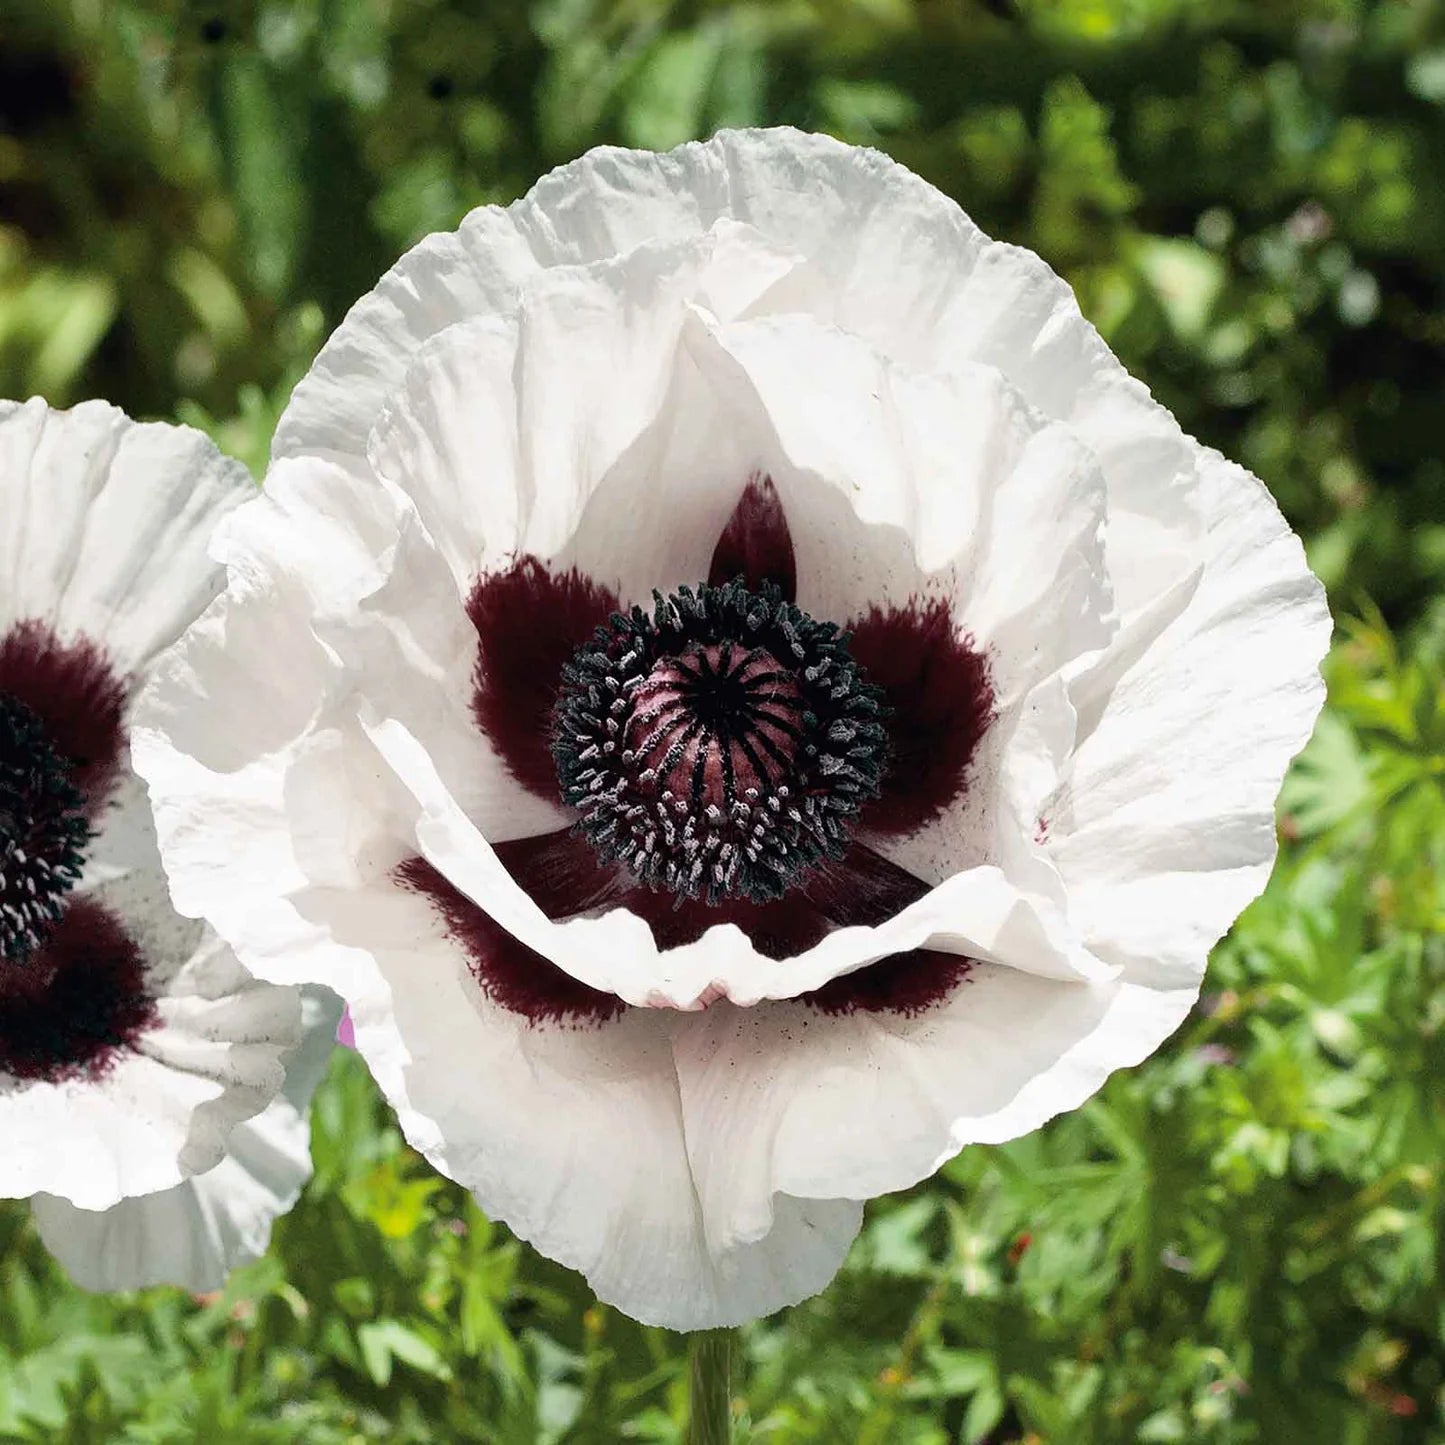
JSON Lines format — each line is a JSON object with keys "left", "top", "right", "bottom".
{"left": 0, "top": 694, "right": 91, "bottom": 962}
{"left": 427, "top": 74, "right": 455, "bottom": 101}
{"left": 199, "top": 17, "right": 228, "bottom": 43}
{"left": 552, "top": 580, "right": 890, "bottom": 905}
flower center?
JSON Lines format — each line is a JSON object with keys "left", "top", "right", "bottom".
{"left": 552, "top": 580, "right": 889, "bottom": 903}
{"left": 0, "top": 693, "right": 91, "bottom": 962}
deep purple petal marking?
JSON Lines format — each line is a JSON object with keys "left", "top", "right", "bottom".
{"left": 0, "top": 620, "right": 128, "bottom": 812}
{"left": 796, "top": 842, "right": 974, "bottom": 1015}
{"left": 0, "top": 898, "right": 157, "bottom": 1083}
{"left": 467, "top": 558, "right": 620, "bottom": 803}
{"left": 800, "top": 840, "right": 932, "bottom": 928}
{"left": 493, "top": 828, "right": 632, "bottom": 917}
{"left": 707, "top": 474, "right": 797, "bottom": 602}
{"left": 847, "top": 599, "right": 994, "bottom": 836}
{"left": 619, "top": 887, "right": 833, "bottom": 961}
{"left": 396, "top": 855, "right": 626, "bottom": 1026}
{"left": 498, "top": 828, "right": 835, "bottom": 961}
{"left": 804, "top": 949, "right": 973, "bottom": 1017}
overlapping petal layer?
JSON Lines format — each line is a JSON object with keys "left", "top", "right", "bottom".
{"left": 137, "top": 130, "right": 1329, "bottom": 1329}
{"left": 31, "top": 986, "right": 342, "bottom": 1291}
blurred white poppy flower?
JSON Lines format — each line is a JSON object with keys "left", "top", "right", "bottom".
{"left": 0, "top": 398, "right": 335, "bottom": 1290}
{"left": 134, "top": 130, "right": 1329, "bottom": 1329}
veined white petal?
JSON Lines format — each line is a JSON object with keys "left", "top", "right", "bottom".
{"left": 275, "top": 129, "right": 1199, "bottom": 625}
{"left": 1048, "top": 449, "right": 1332, "bottom": 986}
{"left": 0, "top": 398, "right": 251, "bottom": 674}
{"left": 670, "top": 973, "right": 1196, "bottom": 1229}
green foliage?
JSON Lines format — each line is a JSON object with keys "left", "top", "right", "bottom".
{"left": 1, "top": 0, "right": 1443, "bottom": 1439}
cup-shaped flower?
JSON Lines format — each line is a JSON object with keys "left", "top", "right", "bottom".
{"left": 0, "top": 399, "right": 338, "bottom": 1290}
{"left": 134, "top": 130, "right": 1330, "bottom": 1330}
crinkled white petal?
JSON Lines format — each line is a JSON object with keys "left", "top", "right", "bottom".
{"left": 274, "top": 129, "right": 1199, "bottom": 626}
{"left": 669, "top": 973, "right": 1196, "bottom": 1235}
{"left": 30, "top": 987, "right": 341, "bottom": 1292}
{"left": 0, "top": 933, "right": 300, "bottom": 1209}
{"left": 1048, "top": 449, "right": 1332, "bottom": 985}
{"left": 0, "top": 765, "right": 304, "bottom": 1210}
{"left": 366, "top": 223, "right": 810, "bottom": 598}
{"left": 0, "top": 398, "right": 251, "bottom": 673}
{"left": 334, "top": 886, "right": 860, "bottom": 1331}
{"left": 687, "top": 310, "right": 1115, "bottom": 694}
{"left": 366, "top": 708, "right": 1112, "bottom": 1008}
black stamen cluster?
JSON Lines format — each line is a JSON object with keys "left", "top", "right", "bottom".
{"left": 0, "top": 694, "right": 91, "bottom": 961}
{"left": 552, "top": 579, "right": 890, "bottom": 905}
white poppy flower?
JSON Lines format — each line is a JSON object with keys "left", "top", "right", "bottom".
{"left": 134, "top": 129, "right": 1331, "bottom": 1330}
{"left": 0, "top": 397, "right": 325, "bottom": 1288}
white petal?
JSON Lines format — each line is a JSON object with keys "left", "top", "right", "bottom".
{"left": 31, "top": 987, "right": 341, "bottom": 1292}
{"left": 690, "top": 311, "right": 1114, "bottom": 690}
{"left": 671, "top": 971, "right": 1195, "bottom": 1224}
{"left": 1048, "top": 450, "right": 1332, "bottom": 985}
{"left": 0, "top": 931, "right": 302, "bottom": 1209}
{"left": 272, "top": 216, "right": 543, "bottom": 478}
{"left": 0, "top": 398, "right": 251, "bottom": 674}
{"left": 338, "top": 887, "right": 859, "bottom": 1331}
{"left": 365, "top": 224, "right": 812, "bottom": 603}
{"left": 274, "top": 130, "right": 1199, "bottom": 625}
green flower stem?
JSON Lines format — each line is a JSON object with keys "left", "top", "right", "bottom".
{"left": 686, "top": 1329, "right": 736, "bottom": 1444}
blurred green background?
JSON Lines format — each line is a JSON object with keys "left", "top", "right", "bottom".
{"left": 2, "top": 0, "right": 1444, "bottom": 1441}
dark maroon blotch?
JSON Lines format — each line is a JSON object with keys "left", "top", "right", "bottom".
{"left": 847, "top": 599, "right": 994, "bottom": 836}
{"left": 493, "top": 828, "right": 632, "bottom": 919}
{"left": 496, "top": 826, "right": 834, "bottom": 961}
{"left": 804, "top": 949, "right": 973, "bottom": 1017}
{"left": 407, "top": 835, "right": 970, "bottom": 1021}
{"left": 396, "top": 855, "right": 625, "bottom": 1026}
{"left": 620, "top": 887, "right": 833, "bottom": 961}
{"left": 0, "top": 620, "right": 129, "bottom": 812}
{"left": 796, "top": 843, "right": 973, "bottom": 1013}
{"left": 801, "top": 841, "right": 933, "bottom": 930}
{"left": 0, "top": 898, "right": 156, "bottom": 1083}
{"left": 707, "top": 475, "right": 796, "bottom": 603}
{"left": 467, "top": 559, "right": 620, "bottom": 803}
